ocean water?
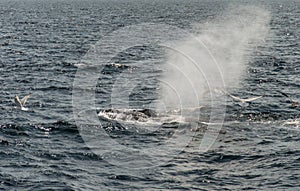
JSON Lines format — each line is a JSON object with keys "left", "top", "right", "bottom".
{"left": 0, "top": 0, "right": 299, "bottom": 190}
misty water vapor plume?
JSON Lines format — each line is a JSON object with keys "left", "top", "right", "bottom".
{"left": 157, "top": 6, "right": 270, "bottom": 113}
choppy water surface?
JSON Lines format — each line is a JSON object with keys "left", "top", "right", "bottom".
{"left": 0, "top": 0, "right": 299, "bottom": 190}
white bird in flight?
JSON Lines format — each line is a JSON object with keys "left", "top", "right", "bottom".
{"left": 277, "top": 90, "right": 299, "bottom": 108}
{"left": 222, "top": 90, "right": 264, "bottom": 104}
{"left": 14, "top": 93, "right": 32, "bottom": 111}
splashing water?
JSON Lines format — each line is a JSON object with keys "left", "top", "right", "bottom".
{"left": 157, "top": 6, "right": 270, "bottom": 113}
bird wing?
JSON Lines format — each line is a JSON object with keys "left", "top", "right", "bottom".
{"left": 14, "top": 95, "right": 23, "bottom": 108}
{"left": 243, "top": 95, "right": 264, "bottom": 102}
{"left": 277, "top": 90, "right": 295, "bottom": 102}
{"left": 221, "top": 89, "right": 263, "bottom": 103}
{"left": 20, "top": 93, "right": 31, "bottom": 106}
{"left": 228, "top": 94, "right": 243, "bottom": 102}
{"left": 221, "top": 90, "right": 243, "bottom": 102}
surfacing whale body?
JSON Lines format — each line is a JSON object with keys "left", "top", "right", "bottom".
{"left": 98, "top": 108, "right": 159, "bottom": 123}
{"left": 98, "top": 107, "right": 194, "bottom": 127}
{"left": 98, "top": 106, "right": 206, "bottom": 125}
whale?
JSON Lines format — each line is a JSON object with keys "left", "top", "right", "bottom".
{"left": 98, "top": 108, "right": 158, "bottom": 123}
{"left": 97, "top": 106, "right": 205, "bottom": 125}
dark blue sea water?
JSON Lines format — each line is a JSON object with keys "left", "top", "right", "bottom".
{"left": 0, "top": 0, "right": 299, "bottom": 190}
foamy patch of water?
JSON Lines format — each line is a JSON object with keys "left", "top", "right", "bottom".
{"left": 282, "top": 118, "right": 300, "bottom": 129}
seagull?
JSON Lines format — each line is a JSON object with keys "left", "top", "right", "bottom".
{"left": 277, "top": 90, "right": 299, "bottom": 108}
{"left": 222, "top": 90, "right": 264, "bottom": 104}
{"left": 14, "top": 93, "right": 32, "bottom": 111}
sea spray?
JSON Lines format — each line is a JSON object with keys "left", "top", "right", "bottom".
{"left": 157, "top": 6, "right": 270, "bottom": 114}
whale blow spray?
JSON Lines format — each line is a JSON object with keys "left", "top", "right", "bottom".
{"left": 157, "top": 6, "right": 270, "bottom": 113}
